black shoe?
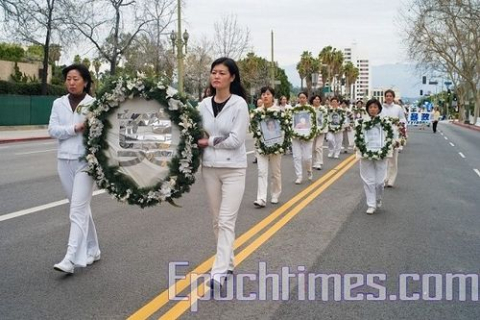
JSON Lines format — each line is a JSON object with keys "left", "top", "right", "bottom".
{"left": 253, "top": 157, "right": 257, "bottom": 164}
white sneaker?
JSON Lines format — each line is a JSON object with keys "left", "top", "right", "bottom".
{"left": 54, "top": 258, "right": 74, "bottom": 274}
{"left": 86, "top": 251, "right": 101, "bottom": 265}
{"left": 295, "top": 177, "right": 302, "bottom": 184}
{"left": 271, "top": 197, "right": 279, "bottom": 204}
{"left": 366, "top": 207, "right": 376, "bottom": 215}
{"left": 334, "top": 155, "right": 339, "bottom": 159}
{"left": 327, "top": 153, "right": 333, "bottom": 158}
{"left": 307, "top": 171, "right": 313, "bottom": 181}
{"left": 376, "top": 200, "right": 382, "bottom": 208}
{"left": 253, "top": 199, "right": 266, "bottom": 207}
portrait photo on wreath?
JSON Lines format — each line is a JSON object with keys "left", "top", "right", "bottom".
{"left": 331, "top": 112, "right": 341, "bottom": 126}
{"left": 294, "top": 112, "right": 312, "bottom": 128}
{"left": 260, "top": 118, "right": 283, "bottom": 147}
{"left": 364, "top": 124, "right": 385, "bottom": 152}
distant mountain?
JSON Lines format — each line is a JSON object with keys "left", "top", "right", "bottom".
{"left": 281, "top": 63, "right": 424, "bottom": 100}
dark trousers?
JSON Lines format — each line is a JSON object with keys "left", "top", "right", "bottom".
{"left": 432, "top": 120, "right": 438, "bottom": 133}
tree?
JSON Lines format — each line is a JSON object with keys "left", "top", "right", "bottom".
{"left": 403, "top": 0, "right": 480, "bottom": 123}
{"left": 184, "top": 38, "right": 213, "bottom": 100}
{"left": 342, "top": 61, "right": 359, "bottom": 99}
{"left": 2, "top": 0, "right": 67, "bottom": 94}
{"left": 213, "top": 14, "right": 251, "bottom": 60}
{"left": 296, "top": 51, "right": 319, "bottom": 96}
{"left": 63, "top": 0, "right": 176, "bottom": 75}
{"left": 0, "top": 43, "right": 25, "bottom": 61}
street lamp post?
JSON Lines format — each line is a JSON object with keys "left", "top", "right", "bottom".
{"left": 170, "top": 0, "right": 189, "bottom": 95}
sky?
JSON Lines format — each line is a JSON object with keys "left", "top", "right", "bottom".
{"left": 182, "top": 0, "right": 410, "bottom": 67}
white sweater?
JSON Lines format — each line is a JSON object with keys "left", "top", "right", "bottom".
{"left": 199, "top": 94, "right": 250, "bottom": 168}
{"left": 381, "top": 103, "right": 407, "bottom": 123}
{"left": 48, "top": 94, "right": 95, "bottom": 160}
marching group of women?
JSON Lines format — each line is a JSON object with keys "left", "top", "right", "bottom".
{"left": 48, "top": 58, "right": 406, "bottom": 292}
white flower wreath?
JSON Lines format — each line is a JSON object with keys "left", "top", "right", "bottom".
{"left": 83, "top": 73, "right": 203, "bottom": 208}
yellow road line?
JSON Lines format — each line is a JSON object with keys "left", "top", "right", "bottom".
{"left": 128, "top": 155, "right": 356, "bottom": 320}
{"left": 159, "top": 157, "right": 359, "bottom": 319}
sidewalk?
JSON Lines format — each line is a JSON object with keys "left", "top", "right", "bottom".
{"left": 0, "top": 125, "right": 51, "bottom": 144}
{"left": 451, "top": 120, "right": 480, "bottom": 132}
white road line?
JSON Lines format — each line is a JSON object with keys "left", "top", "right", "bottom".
{"left": 15, "top": 149, "right": 57, "bottom": 155}
{"left": 459, "top": 152, "right": 466, "bottom": 158}
{"left": 474, "top": 169, "right": 480, "bottom": 178}
{"left": 449, "top": 142, "right": 455, "bottom": 147}
{"left": 444, "top": 136, "right": 448, "bottom": 140}
{"left": 0, "top": 190, "right": 106, "bottom": 222}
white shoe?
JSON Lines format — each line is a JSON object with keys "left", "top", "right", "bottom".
{"left": 253, "top": 199, "right": 266, "bottom": 207}
{"left": 334, "top": 155, "right": 339, "bottom": 159}
{"left": 366, "top": 207, "right": 376, "bottom": 215}
{"left": 295, "top": 178, "right": 302, "bottom": 184}
{"left": 327, "top": 153, "right": 333, "bottom": 158}
{"left": 307, "top": 171, "right": 313, "bottom": 181}
{"left": 86, "top": 251, "right": 101, "bottom": 265}
{"left": 54, "top": 258, "right": 74, "bottom": 274}
{"left": 376, "top": 200, "right": 382, "bottom": 208}
{"left": 271, "top": 197, "right": 279, "bottom": 204}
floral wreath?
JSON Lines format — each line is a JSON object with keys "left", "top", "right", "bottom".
{"left": 249, "top": 107, "right": 291, "bottom": 155}
{"left": 290, "top": 105, "right": 317, "bottom": 141}
{"left": 314, "top": 106, "right": 328, "bottom": 134}
{"left": 351, "top": 105, "right": 366, "bottom": 119}
{"left": 327, "top": 107, "right": 346, "bottom": 133}
{"left": 83, "top": 74, "right": 202, "bottom": 208}
{"left": 384, "top": 116, "right": 408, "bottom": 147}
{"left": 354, "top": 116, "right": 394, "bottom": 160}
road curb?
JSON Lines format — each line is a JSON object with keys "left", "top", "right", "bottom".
{"left": 451, "top": 121, "right": 480, "bottom": 132}
{"left": 0, "top": 137, "right": 52, "bottom": 144}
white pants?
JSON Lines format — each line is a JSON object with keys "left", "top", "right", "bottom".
{"left": 359, "top": 158, "right": 387, "bottom": 208}
{"left": 386, "top": 149, "right": 399, "bottom": 186}
{"left": 57, "top": 159, "right": 99, "bottom": 267}
{"left": 342, "top": 129, "right": 354, "bottom": 151}
{"left": 202, "top": 167, "right": 246, "bottom": 281}
{"left": 312, "top": 133, "right": 325, "bottom": 167}
{"left": 292, "top": 139, "right": 313, "bottom": 179}
{"left": 327, "top": 131, "right": 343, "bottom": 157}
{"left": 256, "top": 153, "right": 282, "bottom": 202}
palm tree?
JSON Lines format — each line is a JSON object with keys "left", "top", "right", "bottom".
{"left": 318, "top": 46, "right": 335, "bottom": 92}
{"left": 331, "top": 49, "right": 344, "bottom": 95}
{"left": 297, "top": 51, "right": 319, "bottom": 96}
{"left": 343, "top": 61, "right": 359, "bottom": 99}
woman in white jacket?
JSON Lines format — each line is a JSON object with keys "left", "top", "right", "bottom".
{"left": 310, "top": 95, "right": 327, "bottom": 170}
{"left": 49, "top": 64, "right": 100, "bottom": 274}
{"left": 197, "top": 57, "right": 249, "bottom": 288}
{"left": 253, "top": 86, "right": 283, "bottom": 207}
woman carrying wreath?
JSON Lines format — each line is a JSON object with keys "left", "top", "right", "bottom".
{"left": 310, "top": 95, "right": 327, "bottom": 170}
{"left": 48, "top": 64, "right": 101, "bottom": 274}
{"left": 341, "top": 100, "right": 355, "bottom": 154}
{"left": 355, "top": 99, "right": 393, "bottom": 215}
{"left": 252, "top": 86, "right": 284, "bottom": 207}
{"left": 197, "top": 57, "right": 250, "bottom": 288}
{"left": 326, "top": 97, "right": 344, "bottom": 159}
{"left": 291, "top": 91, "right": 315, "bottom": 184}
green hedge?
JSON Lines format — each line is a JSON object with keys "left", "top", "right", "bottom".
{"left": 0, "top": 80, "right": 66, "bottom": 96}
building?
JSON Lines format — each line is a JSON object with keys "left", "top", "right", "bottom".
{"left": 0, "top": 60, "right": 52, "bottom": 83}
{"left": 343, "top": 43, "right": 371, "bottom": 102}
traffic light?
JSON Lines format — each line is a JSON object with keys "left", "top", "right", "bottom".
{"left": 420, "top": 90, "right": 423, "bottom": 96}
{"left": 422, "top": 76, "right": 427, "bottom": 84}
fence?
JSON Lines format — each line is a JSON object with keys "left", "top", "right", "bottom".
{"left": 0, "top": 95, "right": 57, "bottom": 126}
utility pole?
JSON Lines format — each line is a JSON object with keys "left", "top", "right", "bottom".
{"left": 270, "top": 30, "right": 275, "bottom": 88}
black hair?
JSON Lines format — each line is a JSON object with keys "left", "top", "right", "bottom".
{"left": 297, "top": 91, "right": 308, "bottom": 98}
{"left": 309, "top": 94, "right": 322, "bottom": 105}
{"left": 365, "top": 98, "right": 383, "bottom": 116}
{"left": 384, "top": 89, "right": 395, "bottom": 98}
{"left": 62, "top": 64, "right": 93, "bottom": 93}
{"left": 330, "top": 96, "right": 339, "bottom": 103}
{"left": 209, "top": 57, "right": 247, "bottom": 100}
{"left": 260, "top": 86, "right": 275, "bottom": 96}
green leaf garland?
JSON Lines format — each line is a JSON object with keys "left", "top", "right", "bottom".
{"left": 354, "top": 116, "right": 394, "bottom": 160}
{"left": 249, "top": 107, "right": 292, "bottom": 155}
{"left": 290, "top": 105, "right": 317, "bottom": 141}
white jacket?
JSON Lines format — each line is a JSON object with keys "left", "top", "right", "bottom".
{"left": 48, "top": 94, "right": 95, "bottom": 160}
{"left": 199, "top": 94, "right": 249, "bottom": 168}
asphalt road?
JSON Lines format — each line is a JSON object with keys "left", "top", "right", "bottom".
{"left": 1, "top": 122, "right": 479, "bottom": 319}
